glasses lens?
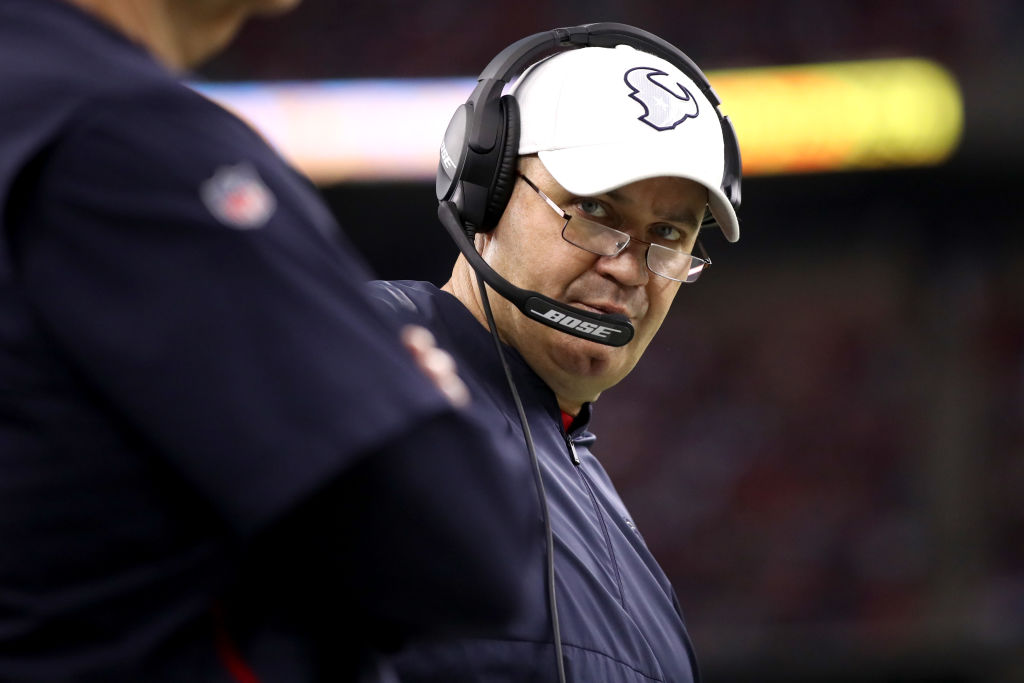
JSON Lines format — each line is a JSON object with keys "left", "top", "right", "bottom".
{"left": 562, "top": 217, "right": 629, "bottom": 257}
{"left": 648, "top": 245, "right": 708, "bottom": 283}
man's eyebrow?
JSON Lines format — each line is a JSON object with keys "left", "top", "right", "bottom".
{"left": 604, "top": 188, "right": 702, "bottom": 227}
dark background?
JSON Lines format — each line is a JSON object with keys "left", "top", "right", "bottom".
{"left": 204, "top": 2, "right": 1024, "bottom": 680}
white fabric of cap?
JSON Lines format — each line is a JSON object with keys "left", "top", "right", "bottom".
{"left": 510, "top": 44, "right": 739, "bottom": 242}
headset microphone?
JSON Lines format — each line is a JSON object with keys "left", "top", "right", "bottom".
{"left": 437, "top": 201, "right": 635, "bottom": 346}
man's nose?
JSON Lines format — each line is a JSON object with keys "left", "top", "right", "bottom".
{"left": 594, "top": 241, "right": 650, "bottom": 287}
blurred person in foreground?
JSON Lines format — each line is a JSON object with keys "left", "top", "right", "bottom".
{"left": 371, "top": 24, "right": 742, "bottom": 682}
{"left": 0, "top": 0, "right": 541, "bottom": 680}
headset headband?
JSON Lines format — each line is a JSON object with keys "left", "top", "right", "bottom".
{"left": 439, "top": 22, "right": 741, "bottom": 223}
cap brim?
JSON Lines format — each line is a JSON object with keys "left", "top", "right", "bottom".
{"left": 538, "top": 146, "right": 740, "bottom": 243}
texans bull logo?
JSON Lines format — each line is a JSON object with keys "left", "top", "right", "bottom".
{"left": 624, "top": 66, "right": 700, "bottom": 131}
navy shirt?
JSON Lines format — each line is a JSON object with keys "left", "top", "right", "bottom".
{"left": 370, "top": 281, "right": 700, "bottom": 683}
{"left": 0, "top": 1, "right": 538, "bottom": 679}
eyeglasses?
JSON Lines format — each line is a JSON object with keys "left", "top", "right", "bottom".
{"left": 518, "top": 174, "right": 711, "bottom": 284}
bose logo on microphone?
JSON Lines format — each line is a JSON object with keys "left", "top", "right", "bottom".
{"left": 530, "top": 308, "right": 623, "bottom": 339}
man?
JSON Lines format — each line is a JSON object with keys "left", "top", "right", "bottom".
{"left": 373, "top": 32, "right": 741, "bottom": 682}
{"left": 0, "top": 0, "right": 540, "bottom": 680}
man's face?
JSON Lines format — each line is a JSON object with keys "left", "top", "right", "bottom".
{"left": 477, "top": 156, "right": 708, "bottom": 410}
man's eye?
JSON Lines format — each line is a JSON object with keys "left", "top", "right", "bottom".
{"left": 651, "top": 224, "right": 683, "bottom": 242}
{"left": 574, "top": 199, "right": 608, "bottom": 219}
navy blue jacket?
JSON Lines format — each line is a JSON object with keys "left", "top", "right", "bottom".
{"left": 370, "top": 281, "right": 700, "bottom": 683}
{"left": 0, "top": 1, "right": 539, "bottom": 679}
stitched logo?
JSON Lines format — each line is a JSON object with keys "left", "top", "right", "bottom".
{"left": 624, "top": 66, "right": 700, "bottom": 131}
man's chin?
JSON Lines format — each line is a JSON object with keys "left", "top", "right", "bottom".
{"left": 555, "top": 334, "right": 624, "bottom": 375}
{"left": 252, "top": 0, "right": 303, "bottom": 17}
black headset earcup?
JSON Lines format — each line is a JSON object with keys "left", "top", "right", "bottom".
{"left": 479, "top": 95, "right": 521, "bottom": 232}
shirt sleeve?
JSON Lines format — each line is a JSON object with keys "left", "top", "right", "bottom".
{"left": 13, "top": 84, "right": 454, "bottom": 536}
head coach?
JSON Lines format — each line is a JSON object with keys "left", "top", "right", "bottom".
{"left": 370, "top": 24, "right": 743, "bottom": 683}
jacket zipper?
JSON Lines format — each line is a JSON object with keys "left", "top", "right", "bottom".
{"left": 565, "top": 432, "right": 581, "bottom": 466}
{"left": 565, "top": 431, "right": 626, "bottom": 605}
{"left": 563, "top": 427, "right": 678, "bottom": 680}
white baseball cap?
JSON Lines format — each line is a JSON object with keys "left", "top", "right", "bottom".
{"left": 510, "top": 44, "right": 740, "bottom": 242}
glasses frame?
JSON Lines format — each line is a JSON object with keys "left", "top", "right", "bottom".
{"left": 517, "top": 174, "right": 711, "bottom": 284}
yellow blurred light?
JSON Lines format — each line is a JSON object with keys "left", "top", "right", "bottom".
{"left": 710, "top": 58, "right": 964, "bottom": 175}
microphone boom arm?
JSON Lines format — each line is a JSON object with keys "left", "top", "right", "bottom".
{"left": 438, "top": 201, "right": 635, "bottom": 347}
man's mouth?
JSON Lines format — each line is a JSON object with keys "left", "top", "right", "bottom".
{"left": 571, "top": 301, "right": 633, "bottom": 320}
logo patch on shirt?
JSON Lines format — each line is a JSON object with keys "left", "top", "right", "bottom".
{"left": 623, "top": 66, "right": 700, "bottom": 131}
{"left": 200, "top": 163, "right": 276, "bottom": 229}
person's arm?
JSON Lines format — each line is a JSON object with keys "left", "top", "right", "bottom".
{"left": 12, "top": 86, "right": 538, "bottom": 635}
{"left": 259, "top": 407, "right": 539, "bottom": 642}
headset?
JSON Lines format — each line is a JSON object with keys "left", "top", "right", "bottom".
{"left": 435, "top": 23, "right": 742, "bottom": 682}
{"left": 436, "top": 21, "right": 742, "bottom": 348}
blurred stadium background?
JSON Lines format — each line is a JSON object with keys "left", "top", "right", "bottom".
{"left": 199, "top": 1, "right": 1024, "bottom": 680}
